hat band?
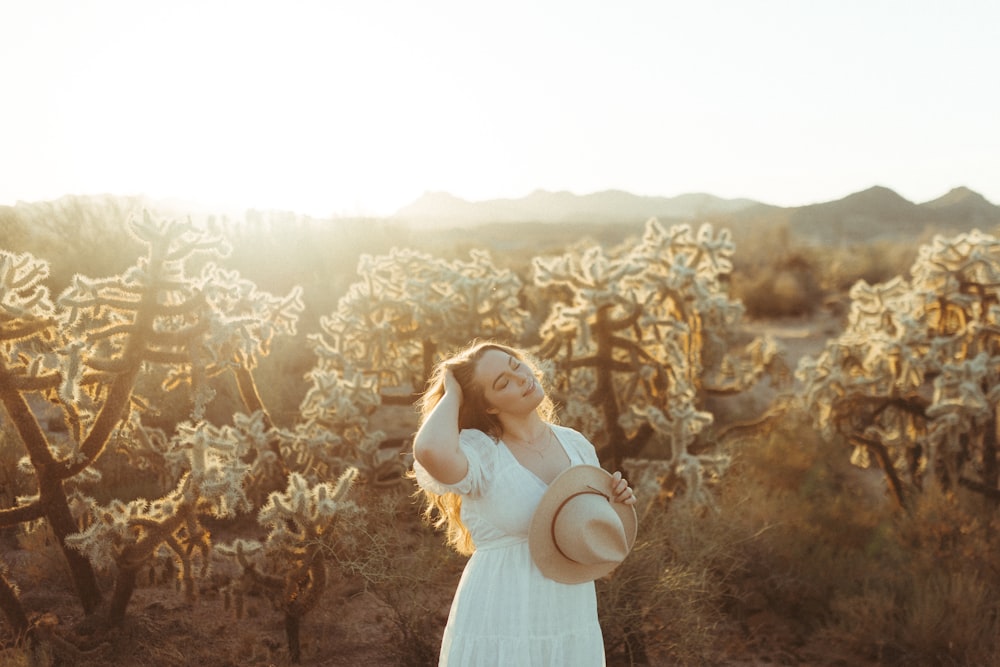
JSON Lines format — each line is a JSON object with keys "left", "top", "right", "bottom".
{"left": 550, "top": 486, "right": 610, "bottom": 565}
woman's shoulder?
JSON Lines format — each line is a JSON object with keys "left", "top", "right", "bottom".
{"left": 458, "top": 428, "right": 502, "bottom": 470}
{"left": 549, "top": 423, "right": 601, "bottom": 465}
{"left": 459, "top": 428, "right": 498, "bottom": 449}
{"left": 551, "top": 424, "right": 597, "bottom": 453}
{"left": 550, "top": 423, "right": 587, "bottom": 440}
{"left": 414, "top": 429, "right": 499, "bottom": 497}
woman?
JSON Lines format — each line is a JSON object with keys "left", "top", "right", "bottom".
{"left": 412, "top": 341, "right": 637, "bottom": 666}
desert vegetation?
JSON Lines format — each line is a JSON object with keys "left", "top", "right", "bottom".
{"left": 2, "top": 196, "right": 1000, "bottom": 666}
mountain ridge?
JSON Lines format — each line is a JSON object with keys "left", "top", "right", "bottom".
{"left": 393, "top": 188, "right": 761, "bottom": 226}
{"left": 4, "top": 186, "right": 998, "bottom": 247}
{"left": 391, "top": 185, "right": 1000, "bottom": 243}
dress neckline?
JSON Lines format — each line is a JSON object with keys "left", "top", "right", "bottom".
{"left": 501, "top": 426, "right": 575, "bottom": 487}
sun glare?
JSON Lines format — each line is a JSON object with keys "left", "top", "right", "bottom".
{"left": 2, "top": 1, "right": 999, "bottom": 215}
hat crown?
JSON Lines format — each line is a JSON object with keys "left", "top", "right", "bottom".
{"left": 551, "top": 492, "right": 629, "bottom": 566}
{"left": 529, "top": 465, "right": 637, "bottom": 584}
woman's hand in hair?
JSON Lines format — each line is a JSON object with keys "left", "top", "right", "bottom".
{"left": 442, "top": 368, "right": 464, "bottom": 405}
{"left": 413, "top": 368, "right": 469, "bottom": 485}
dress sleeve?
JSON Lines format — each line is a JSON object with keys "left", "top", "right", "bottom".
{"left": 412, "top": 429, "right": 498, "bottom": 497}
{"left": 555, "top": 424, "right": 601, "bottom": 466}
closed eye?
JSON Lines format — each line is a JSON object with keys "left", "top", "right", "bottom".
{"left": 495, "top": 356, "right": 520, "bottom": 390}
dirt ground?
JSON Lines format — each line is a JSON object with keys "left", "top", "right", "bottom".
{"left": 0, "top": 572, "right": 876, "bottom": 667}
{"left": 0, "top": 568, "right": 879, "bottom": 667}
{"left": 1, "top": 314, "right": 868, "bottom": 667}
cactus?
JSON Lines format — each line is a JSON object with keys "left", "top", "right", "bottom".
{"left": 534, "top": 219, "right": 780, "bottom": 499}
{"left": 798, "top": 229, "right": 1000, "bottom": 507}
{"left": 65, "top": 419, "right": 253, "bottom": 624}
{"left": 216, "top": 467, "right": 359, "bottom": 663}
{"left": 299, "top": 247, "right": 530, "bottom": 486}
{"left": 0, "top": 214, "right": 302, "bottom": 630}
{"left": 319, "top": 247, "right": 528, "bottom": 398}
{"left": 290, "top": 360, "right": 392, "bottom": 486}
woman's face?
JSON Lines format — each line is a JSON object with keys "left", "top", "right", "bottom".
{"left": 473, "top": 349, "right": 544, "bottom": 417}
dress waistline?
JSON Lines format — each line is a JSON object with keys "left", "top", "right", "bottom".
{"left": 473, "top": 536, "right": 528, "bottom": 551}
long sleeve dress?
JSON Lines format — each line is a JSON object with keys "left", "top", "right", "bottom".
{"left": 413, "top": 423, "right": 607, "bottom": 667}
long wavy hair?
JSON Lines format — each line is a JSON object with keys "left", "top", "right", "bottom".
{"left": 415, "top": 341, "right": 557, "bottom": 555}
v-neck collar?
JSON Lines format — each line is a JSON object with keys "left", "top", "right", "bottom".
{"left": 500, "top": 426, "right": 575, "bottom": 487}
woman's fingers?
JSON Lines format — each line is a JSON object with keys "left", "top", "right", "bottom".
{"left": 610, "top": 471, "right": 637, "bottom": 505}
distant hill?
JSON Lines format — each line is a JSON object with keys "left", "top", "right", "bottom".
{"left": 4, "top": 187, "right": 999, "bottom": 258}
{"left": 776, "top": 186, "right": 1000, "bottom": 243}
{"left": 392, "top": 189, "right": 760, "bottom": 226}
{"left": 393, "top": 185, "right": 1000, "bottom": 244}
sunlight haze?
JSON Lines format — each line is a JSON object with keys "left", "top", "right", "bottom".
{"left": 2, "top": 0, "right": 998, "bottom": 217}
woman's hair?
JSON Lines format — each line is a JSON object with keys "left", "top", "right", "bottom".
{"left": 415, "top": 340, "right": 556, "bottom": 555}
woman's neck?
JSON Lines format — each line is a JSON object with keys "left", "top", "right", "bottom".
{"left": 499, "top": 412, "right": 547, "bottom": 444}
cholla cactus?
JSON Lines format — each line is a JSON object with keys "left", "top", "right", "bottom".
{"left": 797, "top": 229, "right": 1000, "bottom": 507}
{"left": 297, "top": 247, "right": 527, "bottom": 487}
{"left": 535, "top": 219, "right": 778, "bottom": 503}
{"left": 65, "top": 418, "right": 253, "bottom": 624}
{"left": 319, "top": 247, "right": 528, "bottom": 394}
{"left": 216, "top": 468, "right": 359, "bottom": 663}
{"left": 291, "top": 359, "right": 391, "bottom": 485}
{"left": 0, "top": 214, "right": 301, "bottom": 624}
{"left": 0, "top": 246, "right": 107, "bottom": 615}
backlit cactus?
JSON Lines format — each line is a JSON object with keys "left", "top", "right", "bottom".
{"left": 320, "top": 247, "right": 529, "bottom": 393}
{"left": 0, "top": 215, "right": 302, "bottom": 635}
{"left": 797, "top": 229, "right": 1000, "bottom": 507}
{"left": 215, "top": 467, "right": 359, "bottom": 663}
{"left": 534, "top": 219, "right": 779, "bottom": 501}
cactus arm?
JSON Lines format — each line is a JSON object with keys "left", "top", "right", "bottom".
{"left": 0, "top": 501, "right": 45, "bottom": 525}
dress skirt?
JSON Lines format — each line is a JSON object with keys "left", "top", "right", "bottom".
{"left": 439, "top": 537, "right": 604, "bottom": 666}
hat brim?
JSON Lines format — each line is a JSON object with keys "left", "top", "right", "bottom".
{"left": 529, "top": 465, "right": 638, "bottom": 584}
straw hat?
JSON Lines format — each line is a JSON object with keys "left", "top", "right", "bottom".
{"left": 529, "top": 465, "right": 638, "bottom": 584}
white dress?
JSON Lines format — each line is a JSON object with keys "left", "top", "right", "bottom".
{"left": 413, "top": 424, "right": 606, "bottom": 667}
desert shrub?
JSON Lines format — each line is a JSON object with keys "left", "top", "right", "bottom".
{"left": 0, "top": 195, "right": 146, "bottom": 292}
{"left": 332, "top": 484, "right": 464, "bottom": 666}
{"left": 597, "top": 501, "right": 746, "bottom": 666}
{"left": 610, "top": 407, "right": 897, "bottom": 665}
{"left": 593, "top": 409, "right": 865, "bottom": 664}
{"left": 708, "top": 404, "right": 1000, "bottom": 666}
{"left": 721, "top": 412, "right": 892, "bottom": 618}
{"left": 734, "top": 255, "right": 823, "bottom": 319}
{"left": 817, "top": 239, "right": 919, "bottom": 294}
{"left": 729, "top": 224, "right": 824, "bottom": 319}
{"left": 818, "top": 486, "right": 1000, "bottom": 665}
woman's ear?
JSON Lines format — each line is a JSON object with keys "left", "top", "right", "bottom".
{"left": 485, "top": 406, "right": 499, "bottom": 415}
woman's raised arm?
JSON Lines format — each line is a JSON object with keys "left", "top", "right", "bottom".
{"left": 413, "top": 371, "right": 469, "bottom": 485}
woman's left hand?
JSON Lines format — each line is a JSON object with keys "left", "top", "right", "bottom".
{"left": 611, "top": 471, "right": 637, "bottom": 505}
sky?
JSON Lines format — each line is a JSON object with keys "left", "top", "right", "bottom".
{"left": 2, "top": 0, "right": 998, "bottom": 218}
